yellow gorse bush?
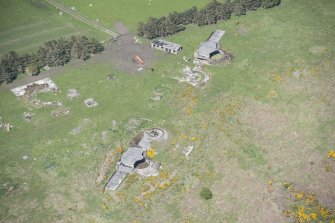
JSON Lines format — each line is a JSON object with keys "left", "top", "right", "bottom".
{"left": 146, "top": 148, "right": 155, "bottom": 159}
{"left": 327, "top": 150, "right": 335, "bottom": 159}
{"left": 283, "top": 183, "right": 335, "bottom": 223}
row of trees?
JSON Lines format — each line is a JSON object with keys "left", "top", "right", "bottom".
{"left": 137, "top": 0, "right": 281, "bottom": 39}
{"left": 0, "top": 36, "right": 104, "bottom": 84}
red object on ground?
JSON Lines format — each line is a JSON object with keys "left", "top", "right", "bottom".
{"left": 134, "top": 55, "right": 145, "bottom": 65}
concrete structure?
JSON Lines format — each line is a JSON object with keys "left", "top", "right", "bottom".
{"left": 105, "top": 170, "right": 128, "bottom": 191}
{"left": 120, "top": 147, "right": 145, "bottom": 172}
{"left": 194, "top": 30, "right": 225, "bottom": 61}
{"left": 11, "top": 78, "right": 57, "bottom": 97}
{"left": 151, "top": 39, "right": 182, "bottom": 54}
{"left": 105, "top": 128, "right": 168, "bottom": 191}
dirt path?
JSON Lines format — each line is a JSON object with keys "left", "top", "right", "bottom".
{"left": 46, "top": 0, "right": 119, "bottom": 37}
{"left": 2, "top": 33, "right": 158, "bottom": 90}
{"left": 2, "top": 66, "right": 71, "bottom": 90}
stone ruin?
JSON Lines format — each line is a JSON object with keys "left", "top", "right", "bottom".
{"left": 106, "top": 75, "right": 116, "bottom": 80}
{"left": 67, "top": 89, "right": 80, "bottom": 99}
{"left": 23, "top": 112, "right": 34, "bottom": 121}
{"left": 0, "top": 117, "right": 13, "bottom": 132}
{"left": 11, "top": 78, "right": 57, "bottom": 97}
{"left": 50, "top": 107, "right": 70, "bottom": 117}
{"left": 175, "top": 65, "right": 210, "bottom": 87}
{"left": 183, "top": 145, "right": 194, "bottom": 159}
{"left": 84, "top": 98, "right": 98, "bottom": 108}
{"left": 150, "top": 91, "right": 163, "bottom": 101}
{"left": 11, "top": 78, "right": 62, "bottom": 107}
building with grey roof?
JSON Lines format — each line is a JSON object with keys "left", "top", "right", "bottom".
{"left": 194, "top": 30, "right": 225, "bottom": 61}
{"left": 151, "top": 39, "right": 182, "bottom": 54}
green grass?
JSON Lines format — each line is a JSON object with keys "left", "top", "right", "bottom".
{"left": 0, "top": 0, "right": 108, "bottom": 55}
{"left": 60, "top": 0, "right": 210, "bottom": 31}
{"left": 0, "top": 0, "right": 335, "bottom": 222}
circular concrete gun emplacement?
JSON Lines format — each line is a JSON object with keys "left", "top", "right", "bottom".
{"left": 182, "top": 66, "right": 210, "bottom": 87}
{"left": 144, "top": 128, "right": 168, "bottom": 141}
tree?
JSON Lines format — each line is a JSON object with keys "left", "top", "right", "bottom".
{"left": 200, "top": 187, "right": 213, "bottom": 200}
{"left": 206, "top": 0, "right": 222, "bottom": 20}
{"left": 25, "top": 64, "right": 39, "bottom": 76}
{"left": 195, "top": 9, "right": 217, "bottom": 26}
{"left": 17, "top": 53, "right": 33, "bottom": 73}
{"left": 70, "top": 42, "right": 81, "bottom": 60}
{"left": 0, "top": 51, "right": 20, "bottom": 84}
{"left": 137, "top": 22, "right": 145, "bottom": 37}
{"left": 180, "top": 6, "right": 198, "bottom": 24}
{"left": 136, "top": 0, "right": 280, "bottom": 39}
{"left": 0, "top": 35, "right": 104, "bottom": 85}
{"left": 162, "top": 18, "right": 185, "bottom": 37}
{"left": 167, "top": 11, "right": 181, "bottom": 25}
{"left": 195, "top": 0, "right": 220, "bottom": 26}
{"left": 262, "top": 0, "right": 281, "bottom": 8}
{"left": 242, "top": 0, "right": 262, "bottom": 11}
{"left": 215, "top": 1, "right": 234, "bottom": 20}
{"left": 141, "top": 17, "right": 164, "bottom": 39}
{"left": 234, "top": 1, "right": 247, "bottom": 16}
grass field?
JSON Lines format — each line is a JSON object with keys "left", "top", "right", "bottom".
{"left": 0, "top": 0, "right": 334, "bottom": 222}
{"left": 0, "top": 0, "right": 108, "bottom": 55}
{"left": 59, "top": 0, "right": 210, "bottom": 31}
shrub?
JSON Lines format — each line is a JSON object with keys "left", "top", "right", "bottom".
{"left": 137, "top": 0, "right": 281, "bottom": 39}
{"left": 262, "top": 0, "right": 281, "bottom": 9}
{"left": 25, "top": 64, "right": 39, "bottom": 76}
{"left": 200, "top": 187, "right": 213, "bottom": 200}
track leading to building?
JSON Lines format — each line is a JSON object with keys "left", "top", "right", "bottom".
{"left": 47, "top": 0, "right": 119, "bottom": 38}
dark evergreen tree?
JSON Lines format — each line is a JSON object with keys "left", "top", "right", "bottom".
{"left": 261, "top": 0, "right": 281, "bottom": 8}
{"left": 136, "top": 0, "right": 281, "bottom": 39}
{"left": 25, "top": 64, "right": 39, "bottom": 76}
{"left": 70, "top": 41, "right": 81, "bottom": 60}
{"left": 167, "top": 12, "right": 181, "bottom": 25}
{"left": 195, "top": 9, "right": 217, "bottom": 26}
{"left": 0, "top": 35, "right": 103, "bottom": 84}
{"left": 216, "top": 1, "right": 234, "bottom": 20}
{"left": 234, "top": 1, "right": 247, "bottom": 16}
{"left": 16, "top": 53, "right": 33, "bottom": 73}
{"left": 242, "top": 0, "right": 262, "bottom": 11}
{"left": 137, "top": 22, "right": 145, "bottom": 37}
{"left": 180, "top": 6, "right": 198, "bottom": 24}
{"left": 163, "top": 18, "right": 185, "bottom": 36}
{"left": 195, "top": 0, "right": 221, "bottom": 26}
{"left": 0, "top": 51, "right": 20, "bottom": 84}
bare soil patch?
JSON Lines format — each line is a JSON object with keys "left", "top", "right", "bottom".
{"left": 114, "top": 22, "right": 129, "bottom": 35}
{"left": 2, "top": 30, "right": 158, "bottom": 90}
{"left": 101, "top": 34, "right": 156, "bottom": 73}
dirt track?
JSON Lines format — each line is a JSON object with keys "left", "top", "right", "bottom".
{"left": 46, "top": 0, "right": 119, "bottom": 37}
{"left": 2, "top": 33, "right": 158, "bottom": 90}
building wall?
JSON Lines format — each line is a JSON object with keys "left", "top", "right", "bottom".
{"left": 151, "top": 43, "right": 180, "bottom": 54}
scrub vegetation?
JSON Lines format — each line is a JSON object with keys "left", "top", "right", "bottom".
{"left": 0, "top": 0, "right": 334, "bottom": 222}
